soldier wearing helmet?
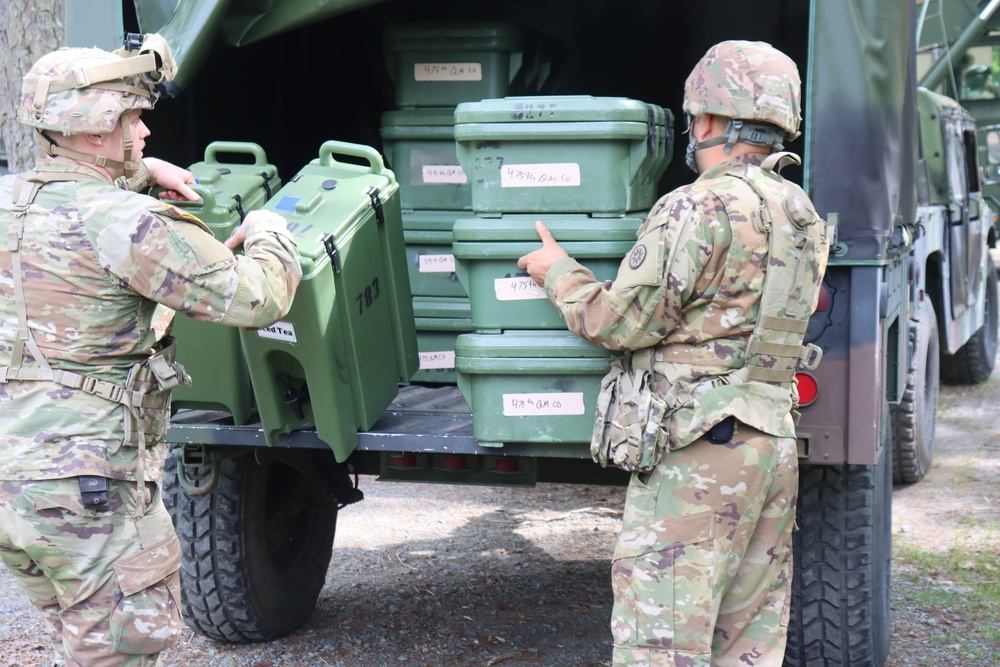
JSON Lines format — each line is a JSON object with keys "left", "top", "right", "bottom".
{"left": 964, "top": 64, "right": 996, "bottom": 100}
{"left": 519, "top": 40, "right": 829, "bottom": 666}
{"left": 0, "top": 36, "right": 302, "bottom": 666}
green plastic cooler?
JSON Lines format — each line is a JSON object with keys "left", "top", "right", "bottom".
{"left": 403, "top": 210, "right": 466, "bottom": 298}
{"left": 383, "top": 23, "right": 525, "bottom": 108}
{"left": 380, "top": 109, "right": 471, "bottom": 211}
{"left": 166, "top": 142, "right": 281, "bottom": 424}
{"left": 239, "top": 141, "right": 417, "bottom": 460}
{"left": 412, "top": 296, "right": 474, "bottom": 384}
{"left": 454, "top": 96, "right": 672, "bottom": 217}
{"left": 455, "top": 330, "right": 617, "bottom": 445}
{"left": 452, "top": 214, "right": 643, "bottom": 332}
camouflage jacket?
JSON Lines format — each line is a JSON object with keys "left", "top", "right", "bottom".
{"left": 0, "top": 158, "right": 302, "bottom": 481}
{"left": 545, "top": 153, "right": 827, "bottom": 448}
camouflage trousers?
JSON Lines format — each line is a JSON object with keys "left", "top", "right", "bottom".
{"left": 610, "top": 422, "right": 798, "bottom": 667}
{"left": 0, "top": 478, "right": 182, "bottom": 667}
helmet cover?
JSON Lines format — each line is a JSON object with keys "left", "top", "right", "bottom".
{"left": 19, "top": 36, "right": 174, "bottom": 136}
{"left": 683, "top": 40, "right": 802, "bottom": 139}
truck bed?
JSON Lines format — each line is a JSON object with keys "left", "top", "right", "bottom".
{"left": 167, "top": 384, "right": 590, "bottom": 459}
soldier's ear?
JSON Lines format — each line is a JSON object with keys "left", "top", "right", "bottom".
{"left": 691, "top": 114, "right": 716, "bottom": 142}
{"left": 81, "top": 133, "right": 104, "bottom": 147}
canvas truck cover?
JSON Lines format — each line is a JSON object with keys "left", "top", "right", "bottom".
{"left": 806, "top": 0, "right": 918, "bottom": 261}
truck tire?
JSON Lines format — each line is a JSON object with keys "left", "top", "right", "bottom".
{"left": 942, "top": 253, "right": 998, "bottom": 385}
{"left": 891, "top": 299, "right": 939, "bottom": 483}
{"left": 784, "top": 417, "right": 892, "bottom": 667}
{"left": 163, "top": 449, "right": 338, "bottom": 642}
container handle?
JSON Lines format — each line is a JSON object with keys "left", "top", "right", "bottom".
{"left": 318, "top": 140, "right": 386, "bottom": 175}
{"left": 204, "top": 141, "right": 269, "bottom": 166}
{"left": 645, "top": 104, "right": 658, "bottom": 159}
{"left": 150, "top": 183, "right": 217, "bottom": 210}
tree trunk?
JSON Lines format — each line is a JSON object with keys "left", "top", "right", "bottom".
{"left": 0, "top": 0, "right": 64, "bottom": 174}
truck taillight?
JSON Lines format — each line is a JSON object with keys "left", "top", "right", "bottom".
{"left": 816, "top": 284, "right": 830, "bottom": 312}
{"left": 796, "top": 373, "right": 819, "bottom": 406}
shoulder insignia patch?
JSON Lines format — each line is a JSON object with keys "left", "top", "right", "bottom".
{"left": 628, "top": 244, "right": 648, "bottom": 270}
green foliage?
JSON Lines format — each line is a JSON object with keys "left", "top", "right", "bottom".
{"left": 894, "top": 525, "right": 1000, "bottom": 663}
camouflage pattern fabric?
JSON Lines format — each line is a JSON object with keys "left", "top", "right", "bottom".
{"left": 610, "top": 425, "right": 798, "bottom": 666}
{"left": 682, "top": 40, "right": 802, "bottom": 138}
{"left": 545, "top": 152, "right": 826, "bottom": 448}
{"left": 0, "top": 478, "right": 181, "bottom": 667}
{"left": 0, "top": 157, "right": 302, "bottom": 483}
{"left": 543, "top": 151, "right": 826, "bottom": 666}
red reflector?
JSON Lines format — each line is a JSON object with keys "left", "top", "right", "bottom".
{"left": 392, "top": 453, "right": 418, "bottom": 468}
{"left": 444, "top": 455, "right": 468, "bottom": 470}
{"left": 815, "top": 285, "right": 829, "bottom": 312}
{"left": 796, "top": 373, "right": 819, "bottom": 406}
{"left": 495, "top": 457, "right": 519, "bottom": 473}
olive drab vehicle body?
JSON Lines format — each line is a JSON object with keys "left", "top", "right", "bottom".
{"left": 48, "top": 1, "right": 1000, "bottom": 665}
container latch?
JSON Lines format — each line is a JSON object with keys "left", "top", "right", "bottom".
{"left": 231, "top": 193, "right": 246, "bottom": 222}
{"left": 366, "top": 187, "right": 385, "bottom": 226}
{"left": 258, "top": 171, "right": 273, "bottom": 200}
{"left": 646, "top": 104, "right": 658, "bottom": 159}
{"left": 322, "top": 233, "right": 342, "bottom": 273}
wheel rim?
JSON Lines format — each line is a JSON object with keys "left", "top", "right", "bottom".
{"left": 264, "top": 462, "right": 314, "bottom": 570}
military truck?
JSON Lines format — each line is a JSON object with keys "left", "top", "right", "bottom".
{"left": 50, "top": 1, "right": 998, "bottom": 666}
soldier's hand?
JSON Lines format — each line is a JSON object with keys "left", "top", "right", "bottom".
{"left": 145, "top": 158, "right": 199, "bottom": 201}
{"left": 225, "top": 218, "right": 250, "bottom": 250}
{"left": 517, "top": 220, "right": 569, "bottom": 286}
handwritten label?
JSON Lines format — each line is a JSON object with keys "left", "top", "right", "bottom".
{"left": 419, "top": 350, "right": 456, "bottom": 370}
{"left": 500, "top": 163, "right": 581, "bottom": 188}
{"left": 422, "top": 165, "right": 468, "bottom": 184}
{"left": 503, "top": 392, "right": 586, "bottom": 416}
{"left": 257, "top": 321, "right": 297, "bottom": 344}
{"left": 495, "top": 277, "right": 546, "bottom": 301}
{"left": 419, "top": 254, "right": 456, "bottom": 273}
{"left": 414, "top": 63, "right": 483, "bottom": 81}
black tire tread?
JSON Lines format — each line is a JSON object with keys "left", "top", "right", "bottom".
{"left": 785, "top": 444, "right": 892, "bottom": 666}
{"left": 163, "top": 451, "right": 336, "bottom": 643}
{"left": 891, "top": 300, "right": 939, "bottom": 484}
{"left": 164, "top": 453, "right": 260, "bottom": 642}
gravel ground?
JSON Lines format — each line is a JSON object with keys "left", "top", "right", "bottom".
{"left": 2, "top": 370, "right": 999, "bottom": 667}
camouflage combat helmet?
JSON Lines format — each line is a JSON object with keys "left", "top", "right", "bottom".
{"left": 682, "top": 40, "right": 802, "bottom": 165}
{"left": 18, "top": 34, "right": 176, "bottom": 178}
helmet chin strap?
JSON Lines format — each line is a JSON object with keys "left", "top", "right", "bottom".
{"left": 38, "top": 117, "right": 140, "bottom": 179}
{"left": 691, "top": 118, "right": 787, "bottom": 154}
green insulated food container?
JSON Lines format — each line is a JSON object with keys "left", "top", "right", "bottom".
{"left": 454, "top": 96, "right": 672, "bottom": 217}
{"left": 239, "top": 141, "right": 417, "bottom": 460}
{"left": 380, "top": 109, "right": 471, "bottom": 211}
{"left": 452, "top": 214, "right": 643, "bottom": 332}
{"left": 403, "top": 210, "right": 466, "bottom": 298}
{"left": 383, "top": 23, "right": 525, "bottom": 108}
{"left": 166, "top": 142, "right": 281, "bottom": 424}
{"left": 412, "top": 296, "right": 474, "bottom": 384}
{"left": 455, "top": 330, "right": 616, "bottom": 445}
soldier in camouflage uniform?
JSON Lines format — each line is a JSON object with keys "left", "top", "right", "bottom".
{"left": 0, "top": 37, "right": 302, "bottom": 666}
{"left": 519, "top": 41, "right": 829, "bottom": 666}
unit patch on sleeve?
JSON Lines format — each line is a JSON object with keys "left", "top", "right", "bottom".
{"left": 628, "top": 244, "right": 648, "bottom": 270}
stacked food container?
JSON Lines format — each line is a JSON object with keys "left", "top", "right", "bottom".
{"left": 381, "top": 23, "right": 554, "bottom": 384}
{"left": 451, "top": 95, "right": 673, "bottom": 448}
